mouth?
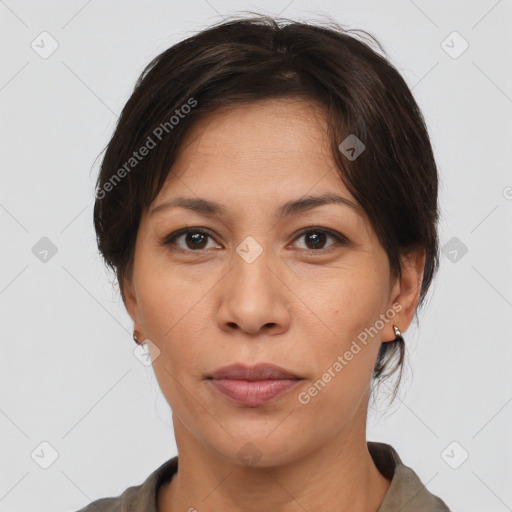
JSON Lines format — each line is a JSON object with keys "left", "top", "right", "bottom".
{"left": 206, "top": 363, "right": 303, "bottom": 407}
{"left": 207, "top": 362, "right": 301, "bottom": 381}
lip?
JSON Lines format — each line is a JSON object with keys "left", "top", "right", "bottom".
{"left": 208, "top": 363, "right": 301, "bottom": 381}
{"left": 206, "top": 363, "right": 303, "bottom": 407}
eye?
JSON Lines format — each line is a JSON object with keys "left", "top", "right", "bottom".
{"left": 162, "top": 227, "right": 220, "bottom": 252}
{"left": 161, "top": 226, "right": 348, "bottom": 254}
{"left": 292, "top": 227, "right": 347, "bottom": 252}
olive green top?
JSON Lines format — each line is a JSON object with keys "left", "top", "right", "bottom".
{"left": 75, "top": 441, "right": 451, "bottom": 511}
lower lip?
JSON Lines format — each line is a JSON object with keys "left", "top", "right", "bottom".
{"left": 209, "top": 378, "right": 301, "bottom": 407}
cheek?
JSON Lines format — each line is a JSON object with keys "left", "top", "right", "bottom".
{"left": 135, "top": 262, "right": 217, "bottom": 378}
{"left": 300, "top": 301, "right": 383, "bottom": 425}
{"left": 142, "top": 293, "right": 209, "bottom": 416}
{"left": 303, "top": 268, "right": 387, "bottom": 390}
{"left": 135, "top": 251, "right": 207, "bottom": 341}
{"left": 304, "top": 262, "right": 386, "bottom": 338}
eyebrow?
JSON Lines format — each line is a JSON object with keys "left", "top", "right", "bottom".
{"left": 149, "top": 193, "right": 362, "bottom": 219}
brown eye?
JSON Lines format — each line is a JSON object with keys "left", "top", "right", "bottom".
{"left": 163, "top": 228, "right": 220, "bottom": 252}
{"left": 293, "top": 228, "right": 347, "bottom": 252}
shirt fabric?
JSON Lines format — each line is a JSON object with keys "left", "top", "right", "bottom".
{"left": 75, "top": 441, "right": 451, "bottom": 511}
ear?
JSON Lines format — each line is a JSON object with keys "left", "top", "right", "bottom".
{"left": 384, "top": 246, "right": 425, "bottom": 342}
{"left": 121, "top": 274, "right": 144, "bottom": 338}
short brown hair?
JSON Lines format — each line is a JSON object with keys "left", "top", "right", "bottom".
{"left": 93, "top": 15, "right": 440, "bottom": 402}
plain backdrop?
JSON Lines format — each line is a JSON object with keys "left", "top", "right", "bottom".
{"left": 1, "top": 1, "right": 511, "bottom": 511}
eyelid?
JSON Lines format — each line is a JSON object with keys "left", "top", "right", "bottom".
{"left": 292, "top": 226, "right": 348, "bottom": 243}
{"left": 161, "top": 227, "right": 218, "bottom": 248}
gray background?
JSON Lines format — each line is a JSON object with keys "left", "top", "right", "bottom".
{"left": 1, "top": 1, "right": 511, "bottom": 511}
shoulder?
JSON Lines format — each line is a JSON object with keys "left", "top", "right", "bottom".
{"left": 386, "top": 462, "right": 452, "bottom": 512}
{"left": 74, "top": 484, "right": 146, "bottom": 512}
{"left": 73, "top": 456, "right": 178, "bottom": 512}
{"left": 368, "top": 441, "right": 452, "bottom": 512}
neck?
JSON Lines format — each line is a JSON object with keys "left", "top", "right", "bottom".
{"left": 157, "top": 413, "right": 391, "bottom": 512}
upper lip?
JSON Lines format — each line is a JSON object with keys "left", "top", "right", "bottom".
{"left": 208, "top": 363, "right": 301, "bottom": 381}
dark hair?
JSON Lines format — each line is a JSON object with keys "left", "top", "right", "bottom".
{"left": 93, "top": 14, "right": 440, "bottom": 403}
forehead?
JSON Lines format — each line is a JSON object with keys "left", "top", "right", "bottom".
{"left": 158, "top": 98, "right": 352, "bottom": 201}
{"left": 182, "top": 98, "right": 328, "bottom": 154}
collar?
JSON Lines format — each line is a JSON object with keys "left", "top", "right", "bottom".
{"left": 97, "top": 441, "right": 450, "bottom": 511}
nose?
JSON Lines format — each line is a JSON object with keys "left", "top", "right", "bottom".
{"left": 215, "top": 244, "right": 292, "bottom": 337}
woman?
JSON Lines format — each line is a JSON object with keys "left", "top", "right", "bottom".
{"left": 81, "top": 15, "right": 451, "bottom": 511}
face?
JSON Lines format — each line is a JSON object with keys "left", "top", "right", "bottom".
{"left": 124, "top": 98, "right": 419, "bottom": 467}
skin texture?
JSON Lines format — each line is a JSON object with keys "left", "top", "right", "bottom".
{"left": 123, "top": 98, "right": 425, "bottom": 512}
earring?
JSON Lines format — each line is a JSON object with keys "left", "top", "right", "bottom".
{"left": 393, "top": 325, "right": 404, "bottom": 343}
{"left": 133, "top": 331, "right": 140, "bottom": 344}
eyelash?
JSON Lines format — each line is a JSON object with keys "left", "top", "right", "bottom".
{"left": 161, "top": 226, "right": 348, "bottom": 254}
